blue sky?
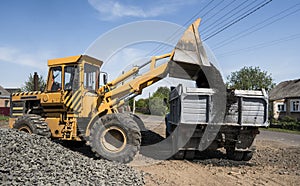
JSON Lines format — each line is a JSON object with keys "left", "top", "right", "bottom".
{"left": 0, "top": 0, "right": 299, "bottom": 89}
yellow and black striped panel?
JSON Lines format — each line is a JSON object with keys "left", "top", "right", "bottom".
{"left": 63, "top": 90, "right": 82, "bottom": 112}
{"left": 11, "top": 101, "right": 25, "bottom": 117}
{"left": 12, "top": 91, "right": 41, "bottom": 96}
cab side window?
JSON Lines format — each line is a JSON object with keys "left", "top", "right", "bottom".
{"left": 84, "top": 63, "right": 99, "bottom": 92}
{"left": 47, "top": 66, "right": 62, "bottom": 91}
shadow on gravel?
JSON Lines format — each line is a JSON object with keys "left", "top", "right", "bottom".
{"left": 193, "top": 150, "right": 256, "bottom": 167}
{"left": 141, "top": 130, "right": 165, "bottom": 146}
{"left": 53, "top": 140, "right": 98, "bottom": 159}
{"left": 140, "top": 130, "right": 256, "bottom": 167}
{"left": 53, "top": 129, "right": 255, "bottom": 168}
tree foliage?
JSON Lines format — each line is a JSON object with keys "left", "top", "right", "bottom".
{"left": 132, "top": 86, "right": 170, "bottom": 116}
{"left": 152, "top": 87, "right": 170, "bottom": 99}
{"left": 149, "top": 97, "right": 166, "bottom": 116}
{"left": 226, "top": 66, "right": 275, "bottom": 90}
{"left": 22, "top": 73, "right": 46, "bottom": 92}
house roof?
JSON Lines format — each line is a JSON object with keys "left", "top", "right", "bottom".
{"left": 5, "top": 88, "right": 21, "bottom": 94}
{"left": 0, "top": 85, "right": 11, "bottom": 98}
{"left": 269, "top": 79, "right": 300, "bottom": 101}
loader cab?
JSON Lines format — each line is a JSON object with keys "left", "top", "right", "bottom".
{"left": 43, "top": 55, "right": 103, "bottom": 114}
{"left": 46, "top": 55, "right": 103, "bottom": 94}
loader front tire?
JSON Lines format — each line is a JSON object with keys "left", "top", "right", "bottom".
{"left": 13, "top": 114, "right": 51, "bottom": 138}
{"left": 89, "top": 113, "right": 141, "bottom": 163}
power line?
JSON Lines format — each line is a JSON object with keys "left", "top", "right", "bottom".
{"left": 201, "top": 0, "right": 255, "bottom": 34}
{"left": 216, "top": 33, "right": 300, "bottom": 57}
{"left": 200, "top": 0, "right": 237, "bottom": 25}
{"left": 202, "top": 0, "right": 263, "bottom": 38}
{"left": 201, "top": 0, "right": 225, "bottom": 19}
{"left": 203, "top": 0, "right": 273, "bottom": 41}
{"left": 212, "top": 3, "right": 300, "bottom": 50}
{"left": 148, "top": 0, "right": 261, "bottom": 56}
{"left": 147, "top": 0, "right": 216, "bottom": 56}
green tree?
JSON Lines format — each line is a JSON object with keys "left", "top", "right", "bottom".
{"left": 22, "top": 73, "right": 46, "bottom": 91}
{"left": 136, "top": 98, "right": 149, "bottom": 108}
{"left": 132, "top": 87, "right": 170, "bottom": 115}
{"left": 149, "top": 87, "right": 170, "bottom": 116}
{"left": 149, "top": 97, "right": 166, "bottom": 116}
{"left": 134, "top": 98, "right": 150, "bottom": 114}
{"left": 152, "top": 87, "right": 170, "bottom": 99}
{"left": 226, "top": 66, "right": 275, "bottom": 90}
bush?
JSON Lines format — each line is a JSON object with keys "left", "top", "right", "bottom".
{"left": 272, "top": 121, "right": 300, "bottom": 131}
{"left": 281, "top": 121, "right": 300, "bottom": 131}
{"left": 280, "top": 116, "right": 298, "bottom": 122}
{"left": 135, "top": 107, "right": 150, "bottom": 115}
{"left": 0, "top": 115, "right": 9, "bottom": 121}
{"left": 149, "top": 97, "right": 168, "bottom": 116}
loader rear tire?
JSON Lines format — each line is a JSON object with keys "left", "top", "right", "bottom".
{"left": 89, "top": 113, "right": 141, "bottom": 163}
{"left": 13, "top": 114, "right": 51, "bottom": 138}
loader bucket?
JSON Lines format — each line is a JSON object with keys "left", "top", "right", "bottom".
{"left": 169, "top": 18, "right": 211, "bottom": 80}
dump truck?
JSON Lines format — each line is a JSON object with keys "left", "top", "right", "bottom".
{"left": 165, "top": 85, "right": 268, "bottom": 161}
{"left": 9, "top": 18, "right": 268, "bottom": 163}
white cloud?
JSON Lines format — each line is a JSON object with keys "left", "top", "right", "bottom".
{"left": 0, "top": 46, "right": 53, "bottom": 69}
{"left": 88, "top": 0, "right": 197, "bottom": 20}
{"left": 102, "top": 47, "right": 149, "bottom": 79}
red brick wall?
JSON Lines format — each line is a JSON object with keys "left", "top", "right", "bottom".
{"left": 0, "top": 107, "right": 10, "bottom": 116}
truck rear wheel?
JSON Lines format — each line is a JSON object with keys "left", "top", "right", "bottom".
{"left": 226, "top": 148, "right": 244, "bottom": 161}
{"left": 242, "top": 151, "right": 254, "bottom": 161}
{"left": 13, "top": 114, "right": 51, "bottom": 138}
{"left": 89, "top": 113, "right": 141, "bottom": 163}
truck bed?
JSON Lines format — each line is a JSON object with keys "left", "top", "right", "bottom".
{"left": 169, "top": 84, "right": 269, "bottom": 127}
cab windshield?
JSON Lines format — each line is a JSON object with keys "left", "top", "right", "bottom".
{"left": 64, "top": 65, "right": 79, "bottom": 91}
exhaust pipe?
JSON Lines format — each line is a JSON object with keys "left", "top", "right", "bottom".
{"left": 33, "top": 72, "right": 39, "bottom": 91}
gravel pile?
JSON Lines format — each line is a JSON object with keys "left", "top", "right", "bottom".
{"left": 0, "top": 128, "right": 144, "bottom": 185}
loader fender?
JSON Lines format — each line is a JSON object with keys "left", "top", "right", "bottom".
{"left": 85, "top": 111, "right": 108, "bottom": 138}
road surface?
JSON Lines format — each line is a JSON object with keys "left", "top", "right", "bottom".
{"left": 257, "top": 130, "right": 300, "bottom": 146}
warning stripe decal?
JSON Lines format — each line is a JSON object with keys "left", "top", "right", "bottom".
{"left": 63, "top": 90, "right": 82, "bottom": 111}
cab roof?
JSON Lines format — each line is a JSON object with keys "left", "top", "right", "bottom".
{"left": 47, "top": 55, "right": 103, "bottom": 67}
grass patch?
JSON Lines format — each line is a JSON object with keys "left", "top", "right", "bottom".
{"left": 0, "top": 115, "right": 9, "bottom": 121}
{"left": 261, "top": 127, "right": 300, "bottom": 135}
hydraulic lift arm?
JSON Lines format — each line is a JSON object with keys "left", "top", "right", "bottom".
{"left": 97, "top": 18, "right": 211, "bottom": 113}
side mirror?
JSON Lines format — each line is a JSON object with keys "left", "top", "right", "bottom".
{"left": 103, "top": 74, "right": 108, "bottom": 85}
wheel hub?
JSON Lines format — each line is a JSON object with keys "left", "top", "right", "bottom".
{"left": 19, "top": 126, "right": 32, "bottom": 134}
{"left": 101, "top": 126, "right": 127, "bottom": 153}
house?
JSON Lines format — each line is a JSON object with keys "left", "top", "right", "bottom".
{"left": 269, "top": 79, "right": 300, "bottom": 121}
{"left": 0, "top": 85, "right": 11, "bottom": 116}
{"left": 5, "top": 88, "right": 21, "bottom": 94}
{"left": 0, "top": 85, "right": 10, "bottom": 107}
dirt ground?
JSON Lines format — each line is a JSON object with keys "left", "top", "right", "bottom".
{"left": 132, "top": 115, "right": 300, "bottom": 186}
{"left": 135, "top": 140, "right": 299, "bottom": 186}
{"left": 2, "top": 118, "right": 299, "bottom": 186}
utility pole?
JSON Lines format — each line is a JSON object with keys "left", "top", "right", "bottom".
{"left": 132, "top": 98, "right": 136, "bottom": 114}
